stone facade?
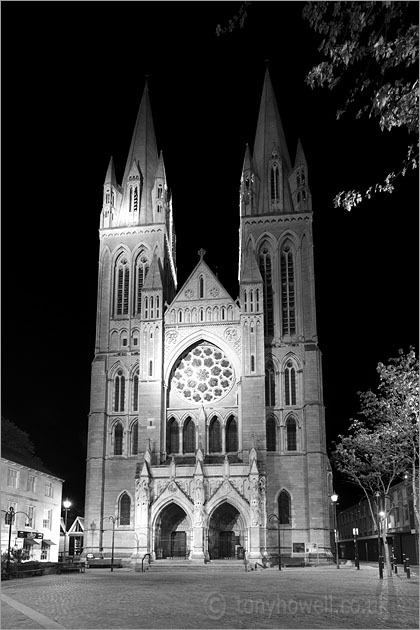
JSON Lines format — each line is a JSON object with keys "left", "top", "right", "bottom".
{"left": 84, "top": 71, "right": 332, "bottom": 564}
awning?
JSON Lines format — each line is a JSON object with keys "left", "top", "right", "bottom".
{"left": 41, "top": 539, "right": 56, "bottom": 546}
{"left": 24, "top": 539, "right": 40, "bottom": 546}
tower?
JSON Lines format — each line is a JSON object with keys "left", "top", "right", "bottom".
{"left": 84, "top": 73, "right": 331, "bottom": 565}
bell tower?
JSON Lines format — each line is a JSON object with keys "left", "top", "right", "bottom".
{"left": 239, "top": 69, "right": 330, "bottom": 553}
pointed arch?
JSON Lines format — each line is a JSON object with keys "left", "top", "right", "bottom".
{"left": 113, "top": 368, "right": 126, "bottom": 412}
{"left": 130, "top": 420, "right": 138, "bottom": 455}
{"left": 134, "top": 250, "right": 150, "bottom": 316}
{"left": 278, "top": 490, "right": 291, "bottom": 524}
{"left": 280, "top": 240, "right": 296, "bottom": 336}
{"left": 265, "top": 359, "right": 276, "bottom": 406}
{"left": 284, "top": 356, "right": 298, "bottom": 406}
{"left": 258, "top": 243, "right": 274, "bottom": 335}
{"left": 209, "top": 416, "right": 222, "bottom": 453}
{"left": 266, "top": 415, "right": 277, "bottom": 452}
{"left": 183, "top": 417, "right": 196, "bottom": 454}
{"left": 285, "top": 415, "right": 297, "bottom": 451}
{"left": 113, "top": 251, "right": 130, "bottom": 317}
{"left": 113, "top": 421, "right": 124, "bottom": 455}
{"left": 167, "top": 417, "right": 179, "bottom": 454}
{"left": 226, "top": 415, "right": 238, "bottom": 452}
{"left": 118, "top": 491, "right": 131, "bottom": 525}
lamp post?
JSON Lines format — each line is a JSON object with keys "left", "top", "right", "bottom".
{"left": 375, "top": 491, "right": 384, "bottom": 579}
{"left": 331, "top": 493, "right": 339, "bottom": 569}
{"left": 101, "top": 516, "right": 119, "bottom": 571}
{"left": 62, "top": 500, "right": 71, "bottom": 560}
{"left": 352, "top": 527, "right": 360, "bottom": 569}
{"left": 268, "top": 513, "right": 281, "bottom": 571}
{"left": 2, "top": 507, "right": 30, "bottom": 577}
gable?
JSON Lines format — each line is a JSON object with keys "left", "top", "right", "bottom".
{"left": 169, "top": 259, "right": 236, "bottom": 310}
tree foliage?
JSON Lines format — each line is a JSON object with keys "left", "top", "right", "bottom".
{"left": 1, "top": 416, "right": 44, "bottom": 467}
{"left": 332, "top": 348, "right": 419, "bottom": 575}
{"left": 303, "top": 1, "right": 419, "bottom": 210}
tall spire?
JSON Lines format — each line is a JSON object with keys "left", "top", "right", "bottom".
{"left": 122, "top": 81, "right": 159, "bottom": 221}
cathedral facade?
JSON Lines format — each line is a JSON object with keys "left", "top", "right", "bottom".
{"left": 84, "top": 71, "right": 332, "bottom": 564}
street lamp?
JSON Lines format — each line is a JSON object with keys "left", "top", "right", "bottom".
{"left": 268, "top": 513, "right": 281, "bottom": 571}
{"left": 375, "top": 491, "right": 384, "bottom": 579}
{"left": 331, "top": 493, "right": 339, "bottom": 569}
{"left": 2, "top": 507, "right": 30, "bottom": 577}
{"left": 352, "top": 527, "right": 360, "bottom": 569}
{"left": 101, "top": 516, "right": 119, "bottom": 571}
{"left": 62, "top": 499, "right": 71, "bottom": 560}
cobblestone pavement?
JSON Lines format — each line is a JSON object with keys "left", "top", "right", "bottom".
{"left": 1, "top": 565, "right": 418, "bottom": 629}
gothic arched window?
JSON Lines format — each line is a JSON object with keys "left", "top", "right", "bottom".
{"left": 119, "top": 493, "right": 130, "bottom": 525}
{"left": 115, "top": 256, "right": 130, "bottom": 316}
{"left": 284, "top": 360, "right": 296, "bottom": 406}
{"left": 114, "top": 370, "right": 126, "bottom": 412}
{"left": 265, "top": 361, "right": 275, "bottom": 406}
{"left": 131, "top": 421, "right": 138, "bottom": 456}
{"left": 132, "top": 369, "right": 139, "bottom": 412}
{"left": 113, "top": 422, "right": 123, "bottom": 456}
{"left": 199, "top": 276, "right": 204, "bottom": 298}
{"left": 278, "top": 490, "right": 291, "bottom": 524}
{"left": 259, "top": 248, "right": 274, "bottom": 335}
{"left": 209, "top": 417, "right": 221, "bottom": 453}
{"left": 135, "top": 254, "right": 149, "bottom": 316}
{"left": 270, "top": 163, "right": 280, "bottom": 204}
{"left": 266, "top": 416, "right": 276, "bottom": 452}
{"left": 286, "top": 417, "right": 297, "bottom": 451}
{"left": 226, "top": 416, "right": 238, "bottom": 452}
{"left": 183, "top": 418, "right": 195, "bottom": 453}
{"left": 167, "top": 418, "right": 179, "bottom": 454}
{"left": 281, "top": 246, "right": 295, "bottom": 335}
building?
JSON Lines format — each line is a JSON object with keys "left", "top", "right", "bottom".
{"left": 84, "top": 71, "right": 332, "bottom": 564}
{"left": 1, "top": 452, "right": 63, "bottom": 562}
{"left": 337, "top": 479, "right": 418, "bottom": 565}
{"left": 59, "top": 516, "right": 84, "bottom": 558}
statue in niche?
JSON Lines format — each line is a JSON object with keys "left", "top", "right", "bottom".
{"left": 250, "top": 476, "right": 260, "bottom": 526}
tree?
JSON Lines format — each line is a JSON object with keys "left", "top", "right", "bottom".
{"left": 1, "top": 417, "right": 44, "bottom": 467}
{"left": 304, "top": 2, "right": 419, "bottom": 210}
{"left": 333, "top": 348, "right": 419, "bottom": 577}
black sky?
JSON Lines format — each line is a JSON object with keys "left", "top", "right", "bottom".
{"left": 2, "top": 2, "right": 418, "bottom": 515}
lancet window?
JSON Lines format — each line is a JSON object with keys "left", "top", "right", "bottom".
{"left": 113, "top": 370, "right": 126, "bottom": 412}
{"left": 113, "top": 421, "right": 123, "bottom": 455}
{"left": 209, "top": 417, "right": 222, "bottom": 453}
{"left": 278, "top": 490, "right": 291, "bottom": 524}
{"left": 286, "top": 417, "right": 297, "bottom": 451}
{"left": 226, "top": 416, "right": 238, "bottom": 452}
{"left": 115, "top": 256, "right": 130, "bottom": 316}
{"left": 131, "top": 421, "right": 138, "bottom": 455}
{"left": 119, "top": 493, "right": 130, "bottom": 525}
{"left": 266, "top": 416, "right": 276, "bottom": 452}
{"left": 135, "top": 254, "right": 149, "bottom": 315}
{"left": 183, "top": 418, "right": 196, "bottom": 453}
{"left": 281, "top": 246, "right": 295, "bottom": 335}
{"left": 284, "top": 360, "right": 296, "bottom": 406}
{"left": 132, "top": 369, "right": 139, "bottom": 412}
{"left": 259, "top": 248, "right": 274, "bottom": 335}
{"left": 265, "top": 361, "right": 275, "bottom": 406}
{"left": 167, "top": 418, "right": 179, "bottom": 454}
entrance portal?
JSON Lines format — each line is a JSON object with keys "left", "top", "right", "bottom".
{"left": 208, "top": 503, "right": 244, "bottom": 559}
{"left": 155, "top": 503, "right": 190, "bottom": 559}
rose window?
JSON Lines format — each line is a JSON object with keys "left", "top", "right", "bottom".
{"left": 172, "top": 343, "right": 235, "bottom": 404}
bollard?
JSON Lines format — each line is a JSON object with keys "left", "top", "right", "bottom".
{"left": 406, "top": 558, "right": 410, "bottom": 579}
{"left": 394, "top": 563, "right": 398, "bottom": 574}
{"left": 403, "top": 553, "right": 407, "bottom": 572}
{"left": 391, "top": 548, "right": 394, "bottom": 570}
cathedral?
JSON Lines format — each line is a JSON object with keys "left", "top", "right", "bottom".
{"left": 84, "top": 70, "right": 332, "bottom": 565}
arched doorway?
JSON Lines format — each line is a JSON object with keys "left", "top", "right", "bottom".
{"left": 155, "top": 503, "right": 191, "bottom": 559}
{"left": 208, "top": 502, "right": 245, "bottom": 559}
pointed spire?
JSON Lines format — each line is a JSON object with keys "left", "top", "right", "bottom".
{"left": 240, "top": 242, "right": 263, "bottom": 284}
{"left": 143, "top": 250, "right": 163, "bottom": 290}
{"left": 242, "top": 144, "right": 252, "bottom": 172}
{"left": 294, "top": 138, "right": 307, "bottom": 168}
{"left": 104, "top": 156, "right": 117, "bottom": 186}
{"left": 155, "top": 151, "right": 166, "bottom": 180}
{"left": 122, "top": 81, "right": 159, "bottom": 220}
{"left": 253, "top": 68, "right": 291, "bottom": 173}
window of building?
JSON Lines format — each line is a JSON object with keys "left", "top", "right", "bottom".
{"left": 209, "top": 418, "right": 222, "bottom": 453}
{"left": 114, "top": 370, "right": 126, "bottom": 412}
{"left": 183, "top": 418, "right": 196, "bottom": 453}
{"left": 284, "top": 360, "right": 297, "bottom": 406}
{"left": 250, "top": 355, "right": 255, "bottom": 372}
{"left": 226, "top": 416, "right": 238, "bottom": 452}
{"left": 135, "top": 255, "right": 149, "bottom": 315}
{"left": 149, "top": 360, "right": 153, "bottom": 377}
{"left": 157, "top": 184, "right": 163, "bottom": 199}
{"left": 40, "top": 542, "right": 49, "bottom": 560}
{"left": 199, "top": 276, "right": 204, "bottom": 298}
{"left": 265, "top": 362, "right": 275, "bottom": 406}
{"left": 114, "top": 422, "right": 123, "bottom": 455}
{"left": 26, "top": 475, "right": 36, "bottom": 492}
{"left": 286, "top": 417, "right": 297, "bottom": 451}
{"left": 7, "top": 468, "right": 18, "bottom": 488}
{"left": 281, "top": 246, "right": 295, "bottom": 335}
{"left": 115, "top": 256, "right": 130, "bottom": 316}
{"left": 26, "top": 506, "right": 35, "bottom": 528}
{"left": 133, "top": 187, "right": 138, "bottom": 212}
{"left": 119, "top": 493, "right": 131, "bottom": 526}
{"left": 259, "top": 248, "right": 274, "bottom": 335}
{"left": 167, "top": 418, "right": 179, "bottom": 454}
{"left": 132, "top": 370, "right": 139, "bottom": 412}
{"left": 278, "top": 491, "right": 291, "bottom": 524}
{"left": 270, "top": 163, "right": 280, "bottom": 204}
{"left": 44, "top": 481, "right": 53, "bottom": 497}
{"left": 43, "top": 509, "right": 52, "bottom": 530}
{"left": 131, "top": 421, "right": 138, "bottom": 456}
{"left": 266, "top": 417, "right": 276, "bottom": 452}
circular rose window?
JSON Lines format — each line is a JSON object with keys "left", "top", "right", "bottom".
{"left": 172, "top": 343, "right": 235, "bottom": 404}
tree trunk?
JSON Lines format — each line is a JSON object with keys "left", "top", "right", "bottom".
{"left": 382, "top": 529, "right": 392, "bottom": 577}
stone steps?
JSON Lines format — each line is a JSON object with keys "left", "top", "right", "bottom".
{"left": 146, "top": 559, "right": 245, "bottom": 572}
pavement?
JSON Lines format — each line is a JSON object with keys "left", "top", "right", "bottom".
{"left": 1, "top": 563, "right": 418, "bottom": 629}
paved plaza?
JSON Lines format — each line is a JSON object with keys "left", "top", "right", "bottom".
{"left": 1, "top": 564, "right": 418, "bottom": 629}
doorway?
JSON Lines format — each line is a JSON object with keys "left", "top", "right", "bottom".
{"left": 219, "top": 531, "right": 235, "bottom": 558}
{"left": 171, "top": 531, "right": 186, "bottom": 557}
{"left": 155, "top": 503, "right": 190, "bottom": 559}
{"left": 208, "top": 502, "right": 244, "bottom": 559}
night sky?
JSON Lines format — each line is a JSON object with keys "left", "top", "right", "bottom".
{"left": 2, "top": 2, "right": 418, "bottom": 516}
